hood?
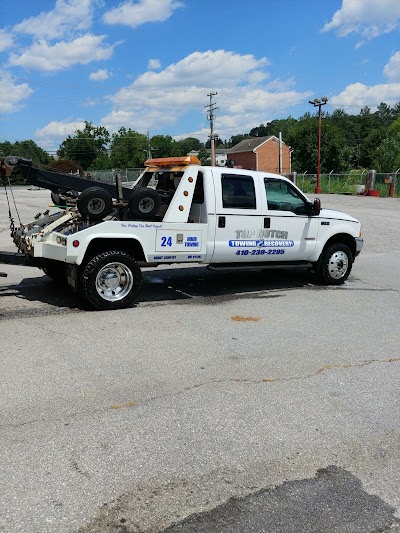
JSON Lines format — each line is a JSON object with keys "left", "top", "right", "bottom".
{"left": 319, "top": 208, "right": 359, "bottom": 223}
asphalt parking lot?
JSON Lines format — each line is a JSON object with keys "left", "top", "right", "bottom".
{"left": 1, "top": 187, "right": 400, "bottom": 532}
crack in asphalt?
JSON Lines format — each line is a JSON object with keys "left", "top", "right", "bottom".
{"left": 1, "top": 356, "right": 399, "bottom": 430}
{"left": 179, "top": 357, "right": 400, "bottom": 391}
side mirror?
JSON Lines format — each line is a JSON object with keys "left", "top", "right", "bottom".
{"left": 312, "top": 198, "right": 321, "bottom": 216}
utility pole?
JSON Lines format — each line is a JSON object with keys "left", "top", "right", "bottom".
{"left": 205, "top": 92, "right": 218, "bottom": 166}
{"left": 144, "top": 131, "right": 155, "bottom": 160}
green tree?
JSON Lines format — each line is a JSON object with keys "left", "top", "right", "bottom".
{"left": 178, "top": 137, "right": 203, "bottom": 155}
{"left": 388, "top": 117, "right": 400, "bottom": 136}
{"left": 0, "top": 141, "right": 15, "bottom": 158}
{"left": 375, "top": 102, "right": 394, "bottom": 126}
{"left": 150, "top": 135, "right": 181, "bottom": 158}
{"left": 110, "top": 128, "right": 147, "bottom": 168}
{"left": 372, "top": 134, "right": 400, "bottom": 171}
{"left": 227, "top": 134, "right": 251, "bottom": 148}
{"left": 287, "top": 117, "right": 348, "bottom": 173}
{"left": 250, "top": 118, "right": 297, "bottom": 140}
{"left": 58, "top": 121, "right": 110, "bottom": 170}
{"left": 197, "top": 147, "right": 209, "bottom": 165}
{"left": 89, "top": 151, "right": 113, "bottom": 170}
{"left": 0, "top": 140, "right": 51, "bottom": 165}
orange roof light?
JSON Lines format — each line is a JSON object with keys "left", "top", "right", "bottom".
{"left": 144, "top": 155, "right": 201, "bottom": 167}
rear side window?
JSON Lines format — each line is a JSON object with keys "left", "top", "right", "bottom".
{"left": 221, "top": 174, "right": 256, "bottom": 209}
{"left": 193, "top": 171, "right": 204, "bottom": 203}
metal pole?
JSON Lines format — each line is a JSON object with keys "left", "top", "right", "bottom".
{"left": 316, "top": 106, "right": 322, "bottom": 194}
{"left": 309, "top": 97, "right": 328, "bottom": 194}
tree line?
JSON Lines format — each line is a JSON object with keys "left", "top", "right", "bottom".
{"left": 1, "top": 101, "right": 400, "bottom": 175}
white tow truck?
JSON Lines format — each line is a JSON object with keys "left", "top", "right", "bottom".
{"left": 1, "top": 156, "right": 363, "bottom": 310}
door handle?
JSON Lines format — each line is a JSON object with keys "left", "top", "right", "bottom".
{"left": 218, "top": 216, "right": 226, "bottom": 228}
{"left": 264, "top": 217, "right": 270, "bottom": 228}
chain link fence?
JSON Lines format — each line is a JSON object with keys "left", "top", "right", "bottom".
{"left": 87, "top": 167, "right": 400, "bottom": 198}
{"left": 87, "top": 168, "right": 143, "bottom": 186}
{"left": 287, "top": 171, "right": 400, "bottom": 198}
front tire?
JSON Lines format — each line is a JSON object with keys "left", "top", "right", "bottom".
{"left": 317, "top": 243, "right": 353, "bottom": 285}
{"left": 79, "top": 251, "right": 142, "bottom": 310}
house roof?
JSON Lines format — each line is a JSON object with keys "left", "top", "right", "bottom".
{"left": 188, "top": 149, "right": 228, "bottom": 155}
{"left": 228, "top": 136, "right": 286, "bottom": 154}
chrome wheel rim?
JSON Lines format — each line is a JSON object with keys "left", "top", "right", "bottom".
{"left": 328, "top": 250, "right": 349, "bottom": 279}
{"left": 138, "top": 197, "right": 155, "bottom": 214}
{"left": 95, "top": 262, "right": 134, "bottom": 302}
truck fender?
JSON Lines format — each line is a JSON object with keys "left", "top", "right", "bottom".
{"left": 70, "top": 234, "right": 148, "bottom": 265}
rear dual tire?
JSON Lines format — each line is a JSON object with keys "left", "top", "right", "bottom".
{"left": 77, "top": 187, "right": 113, "bottom": 221}
{"left": 76, "top": 187, "right": 161, "bottom": 221}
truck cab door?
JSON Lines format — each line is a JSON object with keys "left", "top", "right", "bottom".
{"left": 261, "top": 177, "right": 319, "bottom": 261}
{"left": 210, "top": 171, "right": 264, "bottom": 263}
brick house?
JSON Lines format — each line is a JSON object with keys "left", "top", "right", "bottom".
{"left": 227, "top": 136, "right": 291, "bottom": 174}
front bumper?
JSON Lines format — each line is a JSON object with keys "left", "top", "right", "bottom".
{"left": 355, "top": 237, "right": 363, "bottom": 257}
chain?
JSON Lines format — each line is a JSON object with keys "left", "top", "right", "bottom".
{"left": 2, "top": 181, "right": 15, "bottom": 235}
{"left": 7, "top": 177, "right": 22, "bottom": 226}
{"left": 2, "top": 177, "right": 22, "bottom": 239}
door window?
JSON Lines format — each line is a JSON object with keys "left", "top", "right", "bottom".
{"left": 222, "top": 174, "right": 256, "bottom": 209}
{"left": 264, "top": 178, "right": 307, "bottom": 215}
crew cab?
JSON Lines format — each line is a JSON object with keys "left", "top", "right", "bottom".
{"left": 1, "top": 157, "right": 363, "bottom": 310}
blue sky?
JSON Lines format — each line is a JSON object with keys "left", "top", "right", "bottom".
{"left": 1, "top": 0, "right": 400, "bottom": 153}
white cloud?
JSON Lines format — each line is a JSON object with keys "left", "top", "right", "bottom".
{"left": 384, "top": 51, "right": 400, "bottom": 82}
{"left": 265, "top": 77, "right": 296, "bottom": 91}
{"left": 330, "top": 82, "right": 400, "bottom": 113}
{"left": 0, "top": 73, "right": 33, "bottom": 113}
{"left": 127, "top": 50, "right": 269, "bottom": 92}
{"left": 89, "top": 68, "right": 110, "bottom": 81}
{"left": 0, "top": 30, "right": 13, "bottom": 52}
{"left": 13, "top": 0, "right": 94, "bottom": 40}
{"left": 147, "top": 58, "right": 161, "bottom": 70}
{"left": 8, "top": 34, "right": 117, "bottom": 72}
{"left": 35, "top": 119, "right": 86, "bottom": 139}
{"left": 323, "top": 0, "right": 400, "bottom": 44}
{"left": 103, "top": 0, "right": 183, "bottom": 27}
{"left": 100, "top": 50, "right": 310, "bottom": 138}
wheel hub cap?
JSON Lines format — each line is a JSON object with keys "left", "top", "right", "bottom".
{"left": 96, "top": 263, "right": 134, "bottom": 301}
{"left": 328, "top": 251, "right": 349, "bottom": 279}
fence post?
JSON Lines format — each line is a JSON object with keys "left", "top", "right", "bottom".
{"left": 328, "top": 170, "right": 333, "bottom": 194}
{"left": 395, "top": 168, "right": 400, "bottom": 196}
{"left": 302, "top": 171, "right": 307, "bottom": 191}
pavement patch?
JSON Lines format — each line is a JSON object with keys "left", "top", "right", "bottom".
{"left": 162, "top": 466, "right": 400, "bottom": 533}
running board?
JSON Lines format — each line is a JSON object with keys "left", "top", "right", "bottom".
{"left": 207, "top": 261, "right": 313, "bottom": 271}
